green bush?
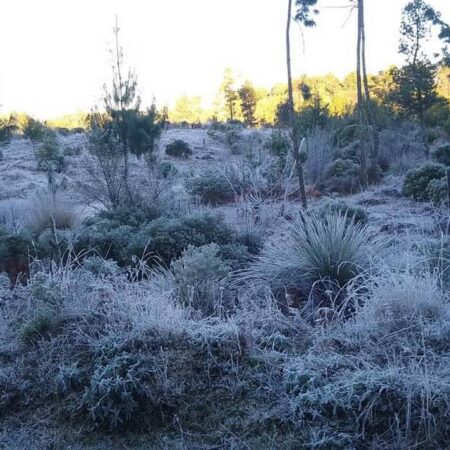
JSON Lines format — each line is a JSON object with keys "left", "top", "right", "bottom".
{"left": 0, "top": 228, "right": 33, "bottom": 281}
{"left": 165, "top": 139, "right": 192, "bottom": 158}
{"left": 312, "top": 199, "right": 368, "bottom": 225}
{"left": 36, "top": 135, "right": 66, "bottom": 172}
{"left": 94, "top": 206, "right": 161, "bottom": 228}
{"left": 427, "top": 178, "right": 448, "bottom": 206}
{"left": 82, "top": 256, "right": 120, "bottom": 277}
{"left": 0, "top": 227, "right": 32, "bottom": 260}
{"left": 20, "top": 308, "right": 58, "bottom": 345}
{"left": 403, "top": 163, "right": 446, "bottom": 201}
{"left": 186, "top": 170, "right": 236, "bottom": 205}
{"left": 76, "top": 222, "right": 133, "bottom": 266}
{"left": 170, "top": 244, "right": 231, "bottom": 316}
{"left": 127, "top": 213, "right": 235, "bottom": 266}
{"left": 432, "top": 144, "right": 450, "bottom": 166}
{"left": 322, "top": 158, "right": 361, "bottom": 194}
{"left": 78, "top": 211, "right": 236, "bottom": 267}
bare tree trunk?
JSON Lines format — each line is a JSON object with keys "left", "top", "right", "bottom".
{"left": 447, "top": 168, "right": 450, "bottom": 211}
{"left": 357, "top": 1, "right": 367, "bottom": 189}
{"left": 286, "top": 0, "right": 307, "bottom": 209}
{"left": 360, "top": 0, "right": 380, "bottom": 182}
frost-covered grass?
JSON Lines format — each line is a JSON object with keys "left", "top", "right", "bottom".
{"left": 1, "top": 129, "right": 450, "bottom": 449}
{"left": 1, "top": 230, "right": 450, "bottom": 449}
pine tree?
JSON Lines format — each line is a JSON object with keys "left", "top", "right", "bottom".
{"left": 221, "top": 68, "right": 240, "bottom": 121}
{"left": 95, "top": 16, "right": 161, "bottom": 206}
{"left": 238, "top": 80, "right": 258, "bottom": 127}
{"left": 392, "top": 0, "right": 449, "bottom": 157}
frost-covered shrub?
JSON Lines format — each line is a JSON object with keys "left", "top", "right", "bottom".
{"left": 0, "top": 227, "right": 32, "bottom": 283}
{"left": 432, "top": 144, "right": 450, "bottom": 166}
{"left": 170, "top": 244, "right": 231, "bottom": 316}
{"left": 92, "top": 205, "right": 161, "bottom": 228}
{"left": 218, "top": 243, "right": 251, "bottom": 270}
{"left": 127, "top": 213, "right": 236, "bottom": 266}
{"left": 322, "top": 158, "right": 360, "bottom": 194}
{"left": 55, "top": 364, "right": 83, "bottom": 395}
{"left": 79, "top": 352, "right": 169, "bottom": 430}
{"left": 76, "top": 221, "right": 133, "bottom": 266}
{"left": 81, "top": 256, "right": 120, "bottom": 277}
{"left": 37, "top": 228, "right": 73, "bottom": 259}
{"left": 427, "top": 177, "right": 448, "bottom": 206}
{"left": 403, "top": 163, "right": 446, "bottom": 201}
{"left": 186, "top": 170, "right": 235, "bottom": 205}
{"left": 165, "top": 139, "right": 192, "bottom": 158}
{"left": 312, "top": 199, "right": 368, "bottom": 225}
{"left": 20, "top": 308, "right": 59, "bottom": 345}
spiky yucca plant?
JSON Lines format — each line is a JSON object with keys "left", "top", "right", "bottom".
{"left": 240, "top": 212, "right": 378, "bottom": 292}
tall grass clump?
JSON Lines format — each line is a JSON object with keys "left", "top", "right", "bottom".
{"left": 282, "top": 267, "right": 450, "bottom": 448}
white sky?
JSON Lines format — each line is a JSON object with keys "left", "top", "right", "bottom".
{"left": 0, "top": 0, "right": 449, "bottom": 119}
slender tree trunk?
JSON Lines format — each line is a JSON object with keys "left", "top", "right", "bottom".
{"left": 356, "top": 1, "right": 367, "bottom": 189}
{"left": 360, "top": 0, "right": 380, "bottom": 181}
{"left": 419, "top": 107, "right": 430, "bottom": 158}
{"left": 446, "top": 168, "right": 450, "bottom": 211}
{"left": 286, "top": 0, "right": 307, "bottom": 209}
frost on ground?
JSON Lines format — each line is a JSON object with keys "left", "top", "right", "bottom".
{"left": 0, "top": 127, "right": 450, "bottom": 449}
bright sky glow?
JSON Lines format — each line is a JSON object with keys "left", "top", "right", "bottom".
{"left": 0, "top": 0, "right": 449, "bottom": 118}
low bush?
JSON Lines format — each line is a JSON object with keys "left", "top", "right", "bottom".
{"left": 312, "top": 199, "right": 368, "bottom": 225}
{"left": 0, "top": 227, "right": 32, "bottom": 283}
{"left": 127, "top": 213, "right": 236, "bottom": 266}
{"left": 165, "top": 140, "right": 192, "bottom": 158}
{"left": 20, "top": 308, "right": 59, "bottom": 345}
{"left": 185, "top": 170, "right": 236, "bottom": 205}
{"left": 322, "top": 158, "right": 361, "bottom": 194}
{"left": 432, "top": 144, "right": 450, "bottom": 166}
{"left": 92, "top": 205, "right": 161, "bottom": 228}
{"left": 76, "top": 221, "right": 133, "bottom": 265}
{"left": 79, "top": 352, "right": 170, "bottom": 430}
{"left": 170, "top": 244, "right": 231, "bottom": 316}
{"left": 403, "top": 163, "right": 446, "bottom": 201}
{"left": 81, "top": 256, "right": 120, "bottom": 277}
{"left": 427, "top": 177, "right": 448, "bottom": 206}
